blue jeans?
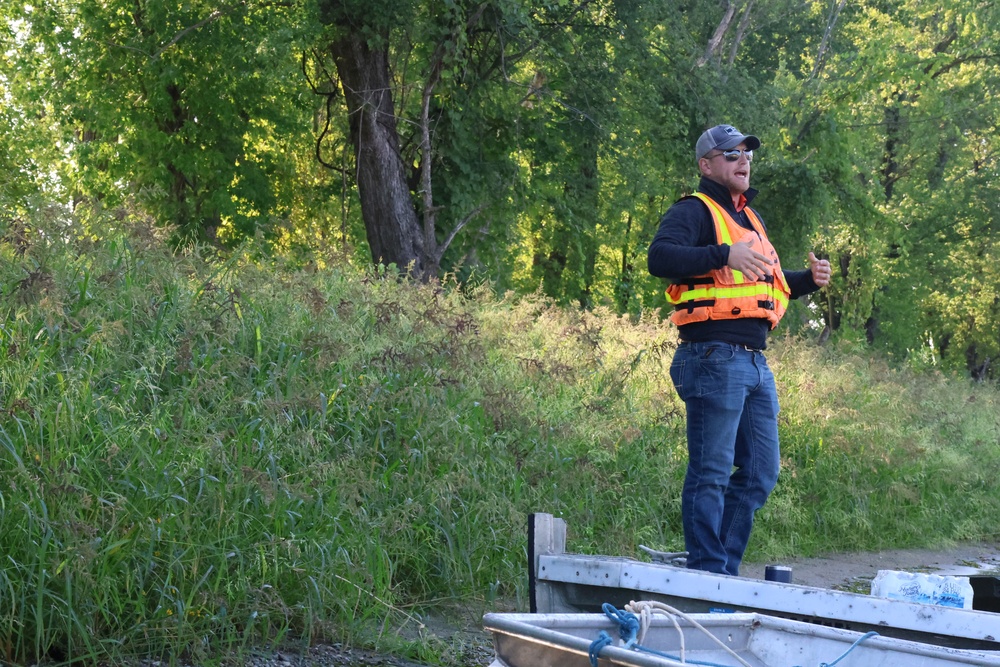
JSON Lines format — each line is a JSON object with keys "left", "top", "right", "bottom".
{"left": 669, "top": 341, "right": 781, "bottom": 576}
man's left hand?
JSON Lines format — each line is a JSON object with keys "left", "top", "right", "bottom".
{"left": 809, "top": 252, "right": 831, "bottom": 287}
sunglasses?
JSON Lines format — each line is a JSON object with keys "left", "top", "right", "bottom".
{"left": 708, "top": 148, "right": 753, "bottom": 162}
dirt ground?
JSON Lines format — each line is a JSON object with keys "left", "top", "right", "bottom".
{"left": 740, "top": 542, "right": 1000, "bottom": 590}
{"left": 414, "top": 541, "right": 1000, "bottom": 666}
{"left": 259, "top": 542, "right": 1000, "bottom": 667}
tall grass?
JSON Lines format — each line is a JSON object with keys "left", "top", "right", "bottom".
{"left": 1, "top": 205, "right": 998, "bottom": 665}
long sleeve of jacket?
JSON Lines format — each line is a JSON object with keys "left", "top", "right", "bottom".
{"left": 785, "top": 267, "right": 820, "bottom": 300}
{"left": 647, "top": 197, "right": 730, "bottom": 279}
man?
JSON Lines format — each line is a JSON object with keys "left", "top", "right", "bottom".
{"left": 647, "top": 124, "right": 831, "bottom": 576}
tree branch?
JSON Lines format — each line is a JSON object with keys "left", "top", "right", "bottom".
{"left": 726, "top": 0, "right": 754, "bottom": 69}
{"left": 697, "top": 1, "right": 738, "bottom": 68}
{"left": 302, "top": 50, "right": 351, "bottom": 174}
{"left": 419, "top": 2, "right": 491, "bottom": 275}
{"left": 809, "top": 0, "right": 847, "bottom": 80}
{"left": 108, "top": 0, "right": 280, "bottom": 60}
{"left": 484, "top": 1, "right": 600, "bottom": 81}
{"left": 927, "top": 52, "right": 1000, "bottom": 79}
{"left": 152, "top": 9, "right": 225, "bottom": 59}
{"left": 434, "top": 203, "right": 487, "bottom": 266}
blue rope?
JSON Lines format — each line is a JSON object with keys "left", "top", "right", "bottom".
{"left": 588, "top": 630, "right": 613, "bottom": 667}
{"left": 588, "top": 602, "right": 880, "bottom": 667}
{"left": 815, "top": 630, "right": 880, "bottom": 667}
{"left": 602, "top": 603, "right": 641, "bottom": 647}
{"left": 590, "top": 605, "right": 734, "bottom": 667}
{"left": 588, "top": 604, "right": 640, "bottom": 666}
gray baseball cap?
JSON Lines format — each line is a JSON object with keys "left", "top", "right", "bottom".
{"left": 695, "top": 124, "right": 761, "bottom": 159}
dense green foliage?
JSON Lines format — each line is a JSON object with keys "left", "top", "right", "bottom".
{"left": 4, "top": 1, "right": 1000, "bottom": 663}
{"left": 1, "top": 206, "right": 999, "bottom": 664}
{"left": 4, "top": 0, "right": 1000, "bottom": 375}
{"left": 9, "top": 0, "right": 312, "bottom": 243}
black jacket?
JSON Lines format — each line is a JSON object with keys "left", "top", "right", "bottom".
{"left": 647, "top": 176, "right": 820, "bottom": 350}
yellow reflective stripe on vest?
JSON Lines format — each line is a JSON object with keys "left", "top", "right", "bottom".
{"left": 668, "top": 283, "right": 789, "bottom": 306}
{"left": 693, "top": 193, "right": 734, "bottom": 244}
{"left": 692, "top": 193, "right": 745, "bottom": 283}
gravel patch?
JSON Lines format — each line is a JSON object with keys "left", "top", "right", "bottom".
{"left": 101, "top": 638, "right": 495, "bottom": 667}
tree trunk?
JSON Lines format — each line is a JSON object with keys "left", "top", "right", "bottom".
{"left": 328, "top": 30, "right": 424, "bottom": 276}
{"left": 726, "top": 0, "right": 754, "bottom": 69}
{"left": 615, "top": 211, "right": 636, "bottom": 312}
{"left": 576, "top": 136, "right": 600, "bottom": 309}
{"left": 809, "top": 0, "right": 847, "bottom": 80}
{"left": 881, "top": 101, "right": 904, "bottom": 203}
{"left": 697, "top": 1, "right": 738, "bottom": 68}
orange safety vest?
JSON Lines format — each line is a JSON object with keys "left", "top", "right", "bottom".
{"left": 666, "top": 192, "right": 791, "bottom": 330}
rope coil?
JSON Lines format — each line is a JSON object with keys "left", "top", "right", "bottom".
{"left": 587, "top": 600, "right": 879, "bottom": 667}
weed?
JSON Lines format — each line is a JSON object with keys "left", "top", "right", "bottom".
{"left": 1, "top": 205, "right": 999, "bottom": 664}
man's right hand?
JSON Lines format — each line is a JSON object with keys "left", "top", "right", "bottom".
{"left": 727, "top": 240, "right": 773, "bottom": 281}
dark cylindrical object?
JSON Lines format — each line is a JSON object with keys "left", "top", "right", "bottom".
{"left": 765, "top": 565, "right": 792, "bottom": 583}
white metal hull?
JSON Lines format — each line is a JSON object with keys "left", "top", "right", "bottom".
{"left": 484, "top": 612, "right": 1000, "bottom": 667}
{"left": 528, "top": 513, "right": 1000, "bottom": 651}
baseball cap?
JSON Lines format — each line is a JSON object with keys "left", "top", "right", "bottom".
{"left": 695, "top": 124, "right": 761, "bottom": 160}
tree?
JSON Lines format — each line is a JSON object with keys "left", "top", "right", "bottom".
{"left": 11, "top": 0, "right": 1000, "bottom": 381}
{"left": 8, "top": 0, "right": 313, "bottom": 244}
{"left": 792, "top": 0, "right": 1000, "bottom": 374}
{"left": 319, "top": 2, "right": 425, "bottom": 274}
{"left": 315, "top": 1, "right": 618, "bottom": 282}
{"left": 0, "top": 3, "right": 67, "bottom": 214}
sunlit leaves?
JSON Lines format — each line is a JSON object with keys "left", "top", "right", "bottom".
{"left": 7, "top": 0, "right": 316, "bottom": 244}
{"left": 5, "top": 0, "right": 1000, "bottom": 377}
{"left": 784, "top": 0, "right": 1000, "bottom": 373}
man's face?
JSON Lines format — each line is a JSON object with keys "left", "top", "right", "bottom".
{"left": 699, "top": 142, "right": 752, "bottom": 196}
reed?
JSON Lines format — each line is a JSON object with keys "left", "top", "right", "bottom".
{"left": 1, "top": 205, "right": 998, "bottom": 665}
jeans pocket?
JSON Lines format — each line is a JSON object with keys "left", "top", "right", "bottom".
{"left": 669, "top": 357, "right": 685, "bottom": 397}
{"left": 700, "top": 343, "right": 735, "bottom": 363}
{"left": 692, "top": 345, "right": 734, "bottom": 397}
